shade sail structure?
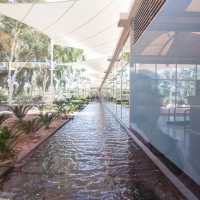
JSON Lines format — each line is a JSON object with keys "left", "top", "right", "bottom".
{"left": 133, "top": 0, "right": 200, "bottom": 64}
{"left": 0, "top": 0, "right": 133, "bottom": 86}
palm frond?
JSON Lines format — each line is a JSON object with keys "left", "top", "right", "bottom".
{"left": 0, "top": 113, "right": 10, "bottom": 125}
{"left": 8, "top": 104, "right": 32, "bottom": 120}
{"left": 37, "top": 112, "right": 55, "bottom": 129}
{"left": 15, "top": 118, "right": 41, "bottom": 135}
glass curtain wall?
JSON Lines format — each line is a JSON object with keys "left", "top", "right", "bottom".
{"left": 130, "top": 63, "right": 200, "bottom": 185}
{"left": 101, "top": 37, "right": 130, "bottom": 126}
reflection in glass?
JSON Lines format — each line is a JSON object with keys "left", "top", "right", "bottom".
{"left": 130, "top": 63, "right": 200, "bottom": 184}
{"left": 101, "top": 37, "right": 130, "bottom": 126}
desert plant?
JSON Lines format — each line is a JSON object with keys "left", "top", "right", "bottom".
{"left": 15, "top": 95, "right": 32, "bottom": 104}
{"left": 0, "top": 113, "right": 10, "bottom": 126}
{"left": 32, "top": 95, "right": 43, "bottom": 103}
{"left": 67, "top": 103, "right": 79, "bottom": 113}
{"left": 37, "top": 103, "right": 45, "bottom": 114}
{"left": 70, "top": 99, "right": 84, "bottom": 109}
{"left": 0, "top": 92, "right": 7, "bottom": 103}
{"left": 9, "top": 104, "right": 32, "bottom": 121}
{"left": 0, "top": 127, "right": 14, "bottom": 159}
{"left": 53, "top": 100, "right": 67, "bottom": 116}
{"left": 37, "top": 112, "right": 55, "bottom": 129}
{"left": 15, "top": 118, "right": 41, "bottom": 135}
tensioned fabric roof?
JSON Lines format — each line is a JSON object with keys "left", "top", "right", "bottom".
{"left": 0, "top": 0, "right": 133, "bottom": 86}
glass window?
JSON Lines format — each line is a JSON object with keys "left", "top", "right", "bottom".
{"left": 116, "top": 63, "right": 122, "bottom": 118}
{"left": 176, "top": 81, "right": 195, "bottom": 106}
{"left": 177, "top": 64, "right": 196, "bottom": 80}
{"left": 136, "top": 64, "right": 156, "bottom": 78}
{"left": 121, "top": 64, "right": 130, "bottom": 126}
{"left": 158, "top": 80, "right": 176, "bottom": 107}
{"left": 157, "top": 64, "right": 176, "bottom": 80}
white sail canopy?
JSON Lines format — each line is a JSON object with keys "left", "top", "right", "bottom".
{"left": 0, "top": 0, "right": 133, "bottom": 86}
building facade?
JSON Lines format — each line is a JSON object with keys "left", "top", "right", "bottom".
{"left": 101, "top": 0, "right": 200, "bottom": 189}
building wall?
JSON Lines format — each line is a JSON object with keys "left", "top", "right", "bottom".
{"left": 102, "top": 0, "right": 200, "bottom": 186}
{"left": 101, "top": 38, "right": 130, "bottom": 127}
{"left": 129, "top": 62, "right": 200, "bottom": 185}
{"left": 129, "top": 0, "right": 200, "bottom": 185}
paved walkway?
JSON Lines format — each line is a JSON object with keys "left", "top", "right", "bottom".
{"left": 0, "top": 102, "right": 184, "bottom": 200}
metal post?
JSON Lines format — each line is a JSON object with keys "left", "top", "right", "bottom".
{"left": 8, "top": 62, "right": 12, "bottom": 105}
{"left": 174, "top": 64, "right": 178, "bottom": 122}
{"left": 49, "top": 39, "right": 54, "bottom": 103}
{"left": 120, "top": 64, "right": 123, "bottom": 120}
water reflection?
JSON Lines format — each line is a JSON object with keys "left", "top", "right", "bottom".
{"left": 0, "top": 103, "right": 182, "bottom": 199}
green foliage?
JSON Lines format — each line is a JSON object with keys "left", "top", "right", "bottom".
{"left": 37, "top": 103, "right": 45, "bottom": 113}
{"left": 0, "top": 113, "right": 10, "bottom": 126}
{"left": 15, "top": 95, "right": 32, "bottom": 104}
{"left": 121, "top": 52, "right": 129, "bottom": 62}
{"left": 115, "top": 99, "right": 129, "bottom": 105}
{"left": 15, "top": 118, "right": 41, "bottom": 135}
{"left": 15, "top": 67, "right": 34, "bottom": 96}
{"left": 0, "top": 16, "right": 90, "bottom": 101}
{"left": 35, "top": 67, "right": 51, "bottom": 92}
{"left": 53, "top": 97, "right": 90, "bottom": 115}
{"left": 0, "top": 13, "right": 84, "bottom": 64}
{"left": 0, "top": 15, "right": 50, "bottom": 62}
{"left": 32, "top": 95, "right": 43, "bottom": 103}
{"left": 54, "top": 45, "right": 84, "bottom": 63}
{"left": 68, "top": 101, "right": 81, "bottom": 112}
{"left": 67, "top": 103, "right": 79, "bottom": 113}
{"left": 0, "top": 90, "right": 7, "bottom": 103}
{"left": 9, "top": 104, "right": 32, "bottom": 120}
{"left": 53, "top": 100, "right": 68, "bottom": 116}
{"left": 0, "top": 127, "right": 13, "bottom": 155}
{"left": 0, "top": 15, "right": 93, "bottom": 103}
{"left": 71, "top": 99, "right": 84, "bottom": 107}
{"left": 37, "top": 112, "right": 55, "bottom": 129}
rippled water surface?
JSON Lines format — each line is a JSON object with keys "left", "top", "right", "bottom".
{"left": 0, "top": 102, "right": 184, "bottom": 200}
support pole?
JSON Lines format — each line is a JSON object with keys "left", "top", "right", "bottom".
{"left": 49, "top": 39, "right": 54, "bottom": 103}
{"left": 8, "top": 62, "right": 12, "bottom": 105}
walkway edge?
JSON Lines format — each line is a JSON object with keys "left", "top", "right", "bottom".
{"left": 103, "top": 103, "right": 198, "bottom": 200}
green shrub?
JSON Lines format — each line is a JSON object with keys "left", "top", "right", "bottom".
{"left": 37, "top": 103, "right": 45, "bottom": 113}
{"left": 37, "top": 104, "right": 55, "bottom": 114}
{"left": 9, "top": 104, "right": 32, "bottom": 121}
{"left": 67, "top": 103, "right": 79, "bottom": 113}
{"left": 15, "top": 95, "right": 32, "bottom": 104}
{"left": 53, "top": 100, "right": 68, "bottom": 116}
{"left": 0, "top": 127, "right": 14, "bottom": 157}
{"left": 32, "top": 95, "right": 43, "bottom": 103}
{"left": 37, "top": 112, "right": 56, "bottom": 129}
{"left": 0, "top": 113, "right": 10, "bottom": 126}
{"left": 70, "top": 99, "right": 84, "bottom": 108}
{"left": 0, "top": 89, "right": 8, "bottom": 103}
{"left": 15, "top": 118, "right": 41, "bottom": 135}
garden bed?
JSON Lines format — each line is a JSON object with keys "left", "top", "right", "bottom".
{"left": 0, "top": 114, "right": 73, "bottom": 179}
{"left": 0, "top": 98, "right": 90, "bottom": 180}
